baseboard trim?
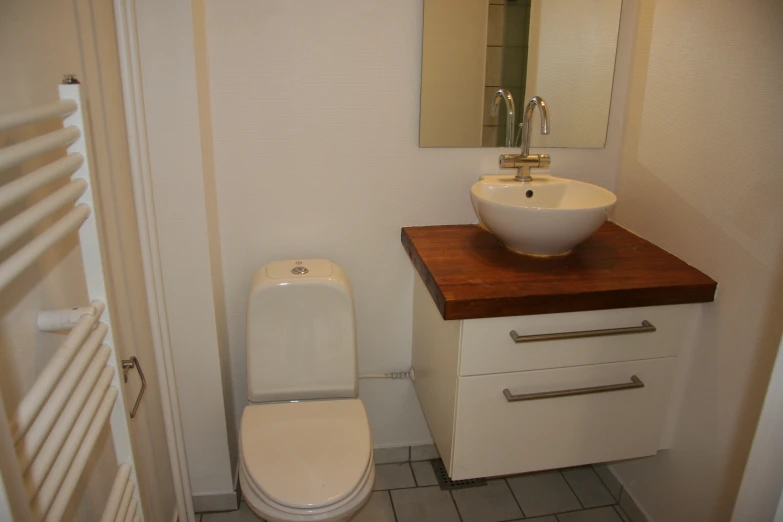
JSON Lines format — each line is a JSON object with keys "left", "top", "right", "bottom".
{"left": 373, "top": 443, "right": 440, "bottom": 464}
{"left": 598, "top": 463, "right": 651, "bottom": 522}
{"left": 192, "top": 490, "right": 240, "bottom": 513}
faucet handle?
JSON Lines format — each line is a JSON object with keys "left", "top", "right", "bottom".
{"left": 498, "top": 153, "right": 551, "bottom": 183}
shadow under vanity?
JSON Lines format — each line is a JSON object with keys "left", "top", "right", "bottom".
{"left": 401, "top": 222, "right": 716, "bottom": 480}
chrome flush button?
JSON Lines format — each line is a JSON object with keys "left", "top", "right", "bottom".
{"left": 291, "top": 266, "right": 309, "bottom": 275}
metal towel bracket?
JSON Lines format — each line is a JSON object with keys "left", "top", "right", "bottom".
{"left": 121, "top": 356, "right": 145, "bottom": 419}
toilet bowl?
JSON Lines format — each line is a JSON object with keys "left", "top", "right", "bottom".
{"left": 239, "top": 260, "right": 374, "bottom": 521}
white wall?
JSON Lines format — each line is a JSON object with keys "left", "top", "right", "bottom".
{"left": 200, "top": 0, "right": 636, "bottom": 448}
{"left": 610, "top": 0, "right": 783, "bottom": 520}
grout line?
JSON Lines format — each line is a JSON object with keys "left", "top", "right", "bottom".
{"left": 560, "top": 470, "right": 586, "bottom": 509}
{"left": 448, "top": 490, "right": 465, "bottom": 522}
{"left": 387, "top": 490, "right": 399, "bottom": 522}
{"left": 377, "top": 483, "right": 437, "bottom": 493}
{"left": 411, "top": 461, "right": 419, "bottom": 488}
{"left": 587, "top": 467, "right": 618, "bottom": 505}
{"left": 615, "top": 504, "right": 631, "bottom": 521}
{"left": 504, "top": 477, "right": 527, "bottom": 518}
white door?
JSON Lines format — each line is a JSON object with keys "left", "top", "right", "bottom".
{"left": 0, "top": 0, "right": 188, "bottom": 520}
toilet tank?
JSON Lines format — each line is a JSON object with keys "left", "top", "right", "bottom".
{"left": 246, "top": 259, "right": 358, "bottom": 403}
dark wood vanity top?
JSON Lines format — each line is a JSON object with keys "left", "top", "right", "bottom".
{"left": 401, "top": 223, "right": 717, "bottom": 320}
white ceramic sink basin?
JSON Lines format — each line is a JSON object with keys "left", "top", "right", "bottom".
{"left": 470, "top": 174, "right": 617, "bottom": 257}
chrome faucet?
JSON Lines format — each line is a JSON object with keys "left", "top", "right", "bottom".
{"left": 491, "top": 89, "right": 516, "bottom": 148}
{"left": 499, "top": 96, "right": 550, "bottom": 182}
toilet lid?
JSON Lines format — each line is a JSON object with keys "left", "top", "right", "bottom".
{"left": 240, "top": 399, "right": 372, "bottom": 510}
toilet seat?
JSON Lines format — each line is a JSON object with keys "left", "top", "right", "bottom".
{"left": 239, "top": 399, "right": 373, "bottom": 516}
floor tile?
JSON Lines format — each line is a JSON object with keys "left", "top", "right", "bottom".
{"left": 614, "top": 505, "right": 632, "bottom": 522}
{"left": 410, "top": 443, "right": 439, "bottom": 461}
{"left": 592, "top": 464, "right": 623, "bottom": 501}
{"left": 520, "top": 517, "right": 558, "bottom": 522}
{"left": 506, "top": 471, "right": 582, "bottom": 517}
{"left": 556, "top": 506, "right": 623, "bottom": 522}
{"left": 411, "top": 460, "right": 438, "bottom": 486}
{"left": 374, "top": 446, "right": 409, "bottom": 464}
{"left": 562, "top": 467, "right": 616, "bottom": 508}
{"left": 451, "top": 479, "right": 523, "bottom": 522}
{"left": 373, "top": 462, "right": 416, "bottom": 490}
{"left": 352, "top": 491, "right": 396, "bottom": 522}
{"left": 391, "top": 486, "right": 461, "bottom": 522}
{"left": 201, "top": 502, "right": 263, "bottom": 521}
{"left": 619, "top": 490, "right": 648, "bottom": 522}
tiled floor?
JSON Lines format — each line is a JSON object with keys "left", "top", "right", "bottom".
{"left": 201, "top": 462, "right": 634, "bottom": 522}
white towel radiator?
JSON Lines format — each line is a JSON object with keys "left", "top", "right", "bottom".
{"left": 0, "top": 80, "right": 143, "bottom": 521}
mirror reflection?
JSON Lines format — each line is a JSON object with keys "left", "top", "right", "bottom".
{"left": 419, "top": 0, "right": 622, "bottom": 149}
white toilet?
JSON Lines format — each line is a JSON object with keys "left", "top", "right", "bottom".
{"left": 239, "top": 259, "right": 375, "bottom": 522}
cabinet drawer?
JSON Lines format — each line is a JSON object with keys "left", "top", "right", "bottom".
{"left": 460, "top": 304, "right": 698, "bottom": 376}
{"left": 449, "top": 358, "right": 677, "bottom": 480}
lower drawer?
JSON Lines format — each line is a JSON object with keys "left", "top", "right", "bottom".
{"left": 449, "top": 358, "right": 677, "bottom": 480}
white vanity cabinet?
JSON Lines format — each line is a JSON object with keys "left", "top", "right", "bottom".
{"left": 411, "top": 274, "right": 701, "bottom": 480}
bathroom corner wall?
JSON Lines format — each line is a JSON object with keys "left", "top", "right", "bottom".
{"left": 133, "top": 0, "right": 237, "bottom": 503}
{"left": 199, "top": 0, "right": 636, "bottom": 449}
{"left": 611, "top": 0, "right": 783, "bottom": 520}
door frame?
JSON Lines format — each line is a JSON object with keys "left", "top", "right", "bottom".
{"left": 731, "top": 331, "right": 783, "bottom": 522}
{"left": 112, "top": 1, "right": 195, "bottom": 520}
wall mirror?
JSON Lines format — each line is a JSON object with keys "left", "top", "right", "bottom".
{"left": 419, "top": 0, "right": 622, "bottom": 149}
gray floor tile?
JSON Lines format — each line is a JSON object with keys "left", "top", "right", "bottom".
{"left": 391, "top": 486, "right": 461, "bottom": 522}
{"left": 614, "top": 505, "right": 632, "bottom": 522}
{"left": 521, "top": 518, "right": 558, "bottom": 522}
{"left": 410, "top": 444, "right": 439, "bottom": 461}
{"left": 619, "top": 490, "right": 648, "bottom": 522}
{"left": 201, "top": 502, "right": 263, "bottom": 521}
{"left": 352, "top": 491, "right": 396, "bottom": 522}
{"left": 506, "top": 471, "right": 582, "bottom": 517}
{"left": 374, "top": 446, "right": 410, "bottom": 464}
{"left": 411, "top": 460, "right": 438, "bottom": 486}
{"left": 592, "top": 464, "right": 623, "bottom": 501}
{"left": 557, "top": 506, "right": 623, "bottom": 522}
{"left": 373, "top": 462, "right": 416, "bottom": 491}
{"left": 562, "top": 467, "right": 616, "bottom": 508}
{"left": 451, "top": 479, "right": 523, "bottom": 522}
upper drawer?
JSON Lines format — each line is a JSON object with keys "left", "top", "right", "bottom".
{"left": 460, "top": 304, "right": 700, "bottom": 376}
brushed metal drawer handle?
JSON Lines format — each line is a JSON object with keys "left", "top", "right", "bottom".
{"left": 503, "top": 375, "right": 644, "bottom": 402}
{"left": 509, "top": 320, "right": 656, "bottom": 343}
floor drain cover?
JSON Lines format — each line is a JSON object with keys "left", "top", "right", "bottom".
{"left": 430, "top": 459, "right": 487, "bottom": 490}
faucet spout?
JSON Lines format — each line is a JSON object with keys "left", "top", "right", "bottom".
{"left": 521, "top": 96, "right": 549, "bottom": 157}
{"left": 491, "top": 89, "right": 516, "bottom": 148}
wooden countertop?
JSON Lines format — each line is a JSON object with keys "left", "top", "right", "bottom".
{"left": 401, "top": 223, "right": 717, "bottom": 320}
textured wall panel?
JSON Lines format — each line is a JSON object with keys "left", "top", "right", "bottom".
{"left": 135, "top": 0, "right": 236, "bottom": 496}
{"left": 611, "top": 0, "right": 783, "bottom": 520}
{"left": 202, "top": 0, "right": 633, "bottom": 446}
